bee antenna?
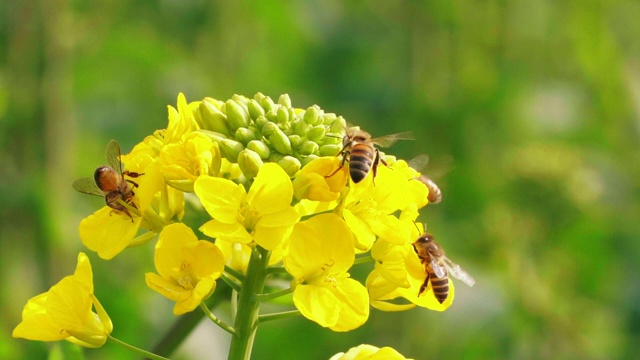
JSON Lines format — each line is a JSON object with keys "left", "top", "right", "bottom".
{"left": 412, "top": 221, "right": 422, "bottom": 234}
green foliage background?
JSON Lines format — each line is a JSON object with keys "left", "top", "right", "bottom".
{"left": 2, "top": 1, "right": 639, "bottom": 359}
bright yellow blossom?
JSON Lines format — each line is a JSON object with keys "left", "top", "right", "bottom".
{"left": 341, "top": 165, "right": 410, "bottom": 250}
{"left": 329, "top": 344, "right": 412, "bottom": 360}
{"left": 165, "top": 92, "right": 200, "bottom": 144}
{"left": 284, "top": 214, "right": 369, "bottom": 331}
{"left": 159, "top": 132, "right": 222, "bottom": 192}
{"left": 13, "top": 253, "right": 112, "bottom": 348}
{"left": 195, "top": 163, "right": 300, "bottom": 251}
{"left": 145, "top": 223, "right": 225, "bottom": 315}
{"left": 79, "top": 162, "right": 166, "bottom": 260}
{"left": 293, "top": 157, "right": 348, "bottom": 201}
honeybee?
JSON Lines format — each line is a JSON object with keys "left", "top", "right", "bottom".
{"left": 412, "top": 233, "right": 475, "bottom": 303}
{"left": 327, "top": 127, "right": 414, "bottom": 183}
{"left": 72, "top": 140, "right": 143, "bottom": 220}
{"left": 408, "top": 154, "right": 443, "bottom": 204}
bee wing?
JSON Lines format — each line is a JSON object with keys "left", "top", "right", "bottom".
{"left": 72, "top": 177, "right": 104, "bottom": 197}
{"left": 105, "top": 139, "right": 124, "bottom": 175}
{"left": 443, "top": 257, "right": 475, "bottom": 287}
{"left": 371, "top": 131, "right": 415, "bottom": 148}
{"left": 430, "top": 255, "right": 447, "bottom": 278}
{"left": 408, "top": 154, "right": 430, "bottom": 172}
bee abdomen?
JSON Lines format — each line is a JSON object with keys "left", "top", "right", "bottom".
{"left": 430, "top": 276, "right": 449, "bottom": 303}
{"left": 349, "top": 148, "right": 374, "bottom": 183}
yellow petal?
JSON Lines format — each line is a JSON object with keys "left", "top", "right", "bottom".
{"left": 293, "top": 284, "right": 340, "bottom": 327}
{"left": 154, "top": 223, "right": 197, "bottom": 279}
{"left": 194, "top": 176, "right": 245, "bottom": 224}
{"left": 173, "top": 277, "right": 217, "bottom": 315}
{"left": 199, "top": 220, "right": 252, "bottom": 243}
{"left": 145, "top": 272, "right": 184, "bottom": 302}
{"left": 182, "top": 241, "right": 225, "bottom": 278}
{"left": 254, "top": 207, "right": 300, "bottom": 250}
{"left": 292, "top": 157, "right": 347, "bottom": 202}
{"left": 13, "top": 293, "right": 66, "bottom": 342}
{"left": 248, "top": 163, "right": 294, "bottom": 215}
{"left": 343, "top": 209, "right": 376, "bottom": 251}
{"left": 79, "top": 207, "right": 142, "bottom": 260}
{"left": 328, "top": 278, "right": 369, "bottom": 332}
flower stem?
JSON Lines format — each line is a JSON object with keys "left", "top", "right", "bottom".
{"left": 108, "top": 335, "right": 170, "bottom": 360}
{"left": 258, "top": 310, "right": 301, "bottom": 324}
{"left": 252, "top": 287, "right": 293, "bottom": 302}
{"left": 221, "top": 272, "right": 242, "bottom": 293}
{"left": 227, "top": 245, "right": 271, "bottom": 360}
{"left": 200, "top": 302, "right": 235, "bottom": 335}
{"left": 353, "top": 254, "right": 374, "bottom": 265}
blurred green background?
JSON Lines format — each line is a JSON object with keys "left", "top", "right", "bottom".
{"left": 2, "top": 1, "right": 639, "bottom": 359}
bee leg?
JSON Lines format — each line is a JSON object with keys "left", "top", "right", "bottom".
{"left": 123, "top": 171, "right": 144, "bottom": 178}
{"left": 371, "top": 149, "right": 382, "bottom": 185}
{"left": 126, "top": 179, "right": 140, "bottom": 188}
{"left": 418, "top": 272, "right": 430, "bottom": 297}
{"left": 325, "top": 150, "right": 350, "bottom": 179}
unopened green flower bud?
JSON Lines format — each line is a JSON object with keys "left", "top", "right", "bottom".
{"left": 219, "top": 138, "right": 245, "bottom": 162}
{"left": 232, "top": 94, "right": 250, "bottom": 106}
{"left": 307, "top": 125, "right": 327, "bottom": 142}
{"left": 319, "top": 144, "right": 343, "bottom": 157}
{"left": 237, "top": 149, "right": 264, "bottom": 179}
{"left": 288, "top": 135, "right": 302, "bottom": 149}
{"left": 261, "top": 122, "right": 279, "bottom": 136}
{"left": 298, "top": 140, "right": 319, "bottom": 155}
{"left": 322, "top": 133, "right": 343, "bottom": 145}
{"left": 277, "top": 105, "right": 289, "bottom": 124}
{"left": 265, "top": 109, "right": 278, "bottom": 123}
{"left": 254, "top": 115, "right": 269, "bottom": 130}
{"left": 330, "top": 116, "right": 347, "bottom": 133}
{"left": 200, "top": 98, "right": 231, "bottom": 136}
{"left": 322, "top": 113, "right": 337, "bottom": 126}
{"left": 247, "top": 140, "right": 270, "bottom": 159}
{"left": 269, "top": 127, "right": 293, "bottom": 155}
{"left": 196, "top": 130, "right": 228, "bottom": 143}
{"left": 235, "top": 127, "right": 257, "bottom": 145}
{"left": 277, "top": 156, "right": 301, "bottom": 177}
{"left": 293, "top": 119, "right": 312, "bottom": 136}
{"left": 303, "top": 105, "right": 320, "bottom": 125}
{"left": 268, "top": 152, "right": 285, "bottom": 163}
{"left": 301, "top": 154, "right": 320, "bottom": 166}
{"left": 278, "top": 94, "right": 292, "bottom": 108}
{"left": 260, "top": 96, "right": 276, "bottom": 113}
{"left": 224, "top": 100, "right": 249, "bottom": 131}
{"left": 248, "top": 99, "right": 265, "bottom": 120}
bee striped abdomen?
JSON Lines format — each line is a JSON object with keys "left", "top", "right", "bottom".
{"left": 94, "top": 166, "right": 120, "bottom": 192}
{"left": 429, "top": 270, "right": 450, "bottom": 303}
{"left": 349, "top": 145, "right": 374, "bottom": 183}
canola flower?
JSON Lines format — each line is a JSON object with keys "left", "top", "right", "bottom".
{"left": 14, "top": 92, "right": 471, "bottom": 359}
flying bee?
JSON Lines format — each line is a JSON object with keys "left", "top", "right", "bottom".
{"left": 408, "top": 154, "right": 444, "bottom": 204}
{"left": 72, "top": 140, "right": 143, "bottom": 220}
{"left": 412, "top": 233, "right": 475, "bottom": 303}
{"left": 326, "top": 127, "right": 414, "bottom": 184}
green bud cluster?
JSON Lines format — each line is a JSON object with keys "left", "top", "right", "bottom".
{"left": 198, "top": 93, "right": 346, "bottom": 178}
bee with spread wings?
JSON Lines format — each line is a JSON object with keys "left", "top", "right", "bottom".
{"left": 72, "top": 140, "right": 143, "bottom": 220}
{"left": 412, "top": 233, "right": 475, "bottom": 303}
{"left": 326, "top": 127, "right": 414, "bottom": 184}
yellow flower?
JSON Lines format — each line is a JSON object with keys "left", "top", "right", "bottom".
{"left": 165, "top": 92, "right": 200, "bottom": 144}
{"left": 79, "top": 161, "right": 166, "bottom": 260}
{"left": 330, "top": 344, "right": 412, "bottom": 360}
{"left": 342, "top": 166, "right": 410, "bottom": 250}
{"left": 284, "top": 214, "right": 369, "bottom": 332}
{"left": 13, "top": 253, "right": 112, "bottom": 348}
{"left": 159, "top": 132, "right": 222, "bottom": 192}
{"left": 366, "top": 239, "right": 454, "bottom": 312}
{"left": 195, "top": 163, "right": 300, "bottom": 251}
{"left": 145, "top": 223, "right": 225, "bottom": 315}
{"left": 292, "top": 157, "right": 348, "bottom": 201}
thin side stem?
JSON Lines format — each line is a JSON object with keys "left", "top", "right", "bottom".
{"left": 353, "top": 254, "right": 374, "bottom": 265}
{"left": 258, "top": 310, "right": 302, "bottom": 324}
{"left": 224, "top": 265, "right": 246, "bottom": 283}
{"left": 227, "top": 246, "right": 271, "bottom": 360}
{"left": 200, "top": 302, "right": 235, "bottom": 335}
{"left": 108, "top": 335, "right": 170, "bottom": 360}
{"left": 252, "top": 287, "right": 293, "bottom": 302}
{"left": 221, "top": 273, "right": 242, "bottom": 293}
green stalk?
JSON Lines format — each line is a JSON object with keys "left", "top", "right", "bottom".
{"left": 227, "top": 245, "right": 271, "bottom": 360}
{"left": 108, "top": 335, "right": 169, "bottom": 360}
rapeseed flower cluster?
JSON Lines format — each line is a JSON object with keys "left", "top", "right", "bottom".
{"left": 14, "top": 93, "right": 467, "bottom": 359}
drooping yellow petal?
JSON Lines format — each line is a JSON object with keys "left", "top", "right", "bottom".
{"left": 145, "top": 272, "right": 184, "bottom": 302}
{"left": 247, "top": 163, "right": 294, "bottom": 215}
{"left": 330, "top": 344, "right": 412, "bottom": 360}
{"left": 194, "top": 176, "right": 245, "bottom": 224}
{"left": 154, "top": 223, "right": 197, "bottom": 279}
{"left": 342, "top": 209, "right": 376, "bottom": 251}
{"left": 79, "top": 207, "right": 142, "bottom": 260}
{"left": 293, "top": 284, "right": 341, "bottom": 328}
{"left": 12, "top": 294, "right": 67, "bottom": 342}
{"left": 199, "top": 220, "right": 253, "bottom": 243}
{"left": 254, "top": 207, "right": 300, "bottom": 250}
{"left": 292, "top": 157, "right": 347, "bottom": 201}
{"left": 326, "top": 278, "right": 370, "bottom": 332}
